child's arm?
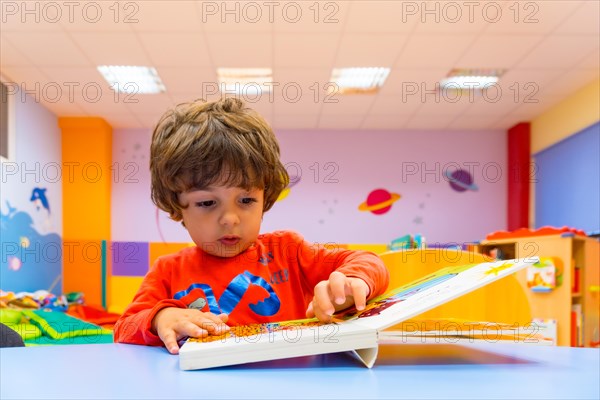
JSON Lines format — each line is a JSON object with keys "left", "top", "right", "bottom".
{"left": 295, "top": 236, "right": 389, "bottom": 323}
{"left": 305, "top": 270, "right": 370, "bottom": 322}
{"left": 113, "top": 260, "right": 228, "bottom": 350}
{"left": 152, "top": 308, "right": 229, "bottom": 354}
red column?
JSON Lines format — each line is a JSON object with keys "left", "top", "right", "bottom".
{"left": 507, "top": 122, "right": 530, "bottom": 230}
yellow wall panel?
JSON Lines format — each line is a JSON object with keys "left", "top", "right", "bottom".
{"left": 149, "top": 242, "right": 193, "bottom": 267}
{"left": 531, "top": 79, "right": 600, "bottom": 153}
{"left": 109, "top": 276, "right": 144, "bottom": 314}
{"left": 346, "top": 244, "right": 388, "bottom": 254}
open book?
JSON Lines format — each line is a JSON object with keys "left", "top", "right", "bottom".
{"left": 179, "top": 257, "right": 538, "bottom": 370}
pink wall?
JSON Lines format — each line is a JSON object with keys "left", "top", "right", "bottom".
{"left": 112, "top": 128, "right": 506, "bottom": 246}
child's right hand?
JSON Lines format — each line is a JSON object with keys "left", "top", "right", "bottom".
{"left": 152, "top": 307, "right": 229, "bottom": 354}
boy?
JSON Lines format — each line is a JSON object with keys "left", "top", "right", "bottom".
{"left": 113, "top": 98, "right": 389, "bottom": 354}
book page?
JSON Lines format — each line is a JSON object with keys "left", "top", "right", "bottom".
{"left": 334, "top": 258, "right": 538, "bottom": 332}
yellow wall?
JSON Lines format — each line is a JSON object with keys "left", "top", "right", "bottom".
{"left": 531, "top": 79, "right": 600, "bottom": 154}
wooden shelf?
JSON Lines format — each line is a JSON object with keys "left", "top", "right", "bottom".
{"left": 474, "top": 235, "right": 599, "bottom": 348}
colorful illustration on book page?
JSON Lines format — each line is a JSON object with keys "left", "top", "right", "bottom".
{"left": 335, "top": 270, "right": 459, "bottom": 321}
{"left": 335, "top": 261, "right": 519, "bottom": 322}
{"left": 188, "top": 318, "right": 324, "bottom": 343}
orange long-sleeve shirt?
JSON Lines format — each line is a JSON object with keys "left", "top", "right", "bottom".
{"left": 113, "top": 231, "right": 389, "bottom": 347}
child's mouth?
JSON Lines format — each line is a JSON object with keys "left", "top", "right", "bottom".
{"left": 219, "top": 236, "right": 240, "bottom": 246}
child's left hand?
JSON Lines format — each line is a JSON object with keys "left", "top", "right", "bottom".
{"left": 306, "top": 271, "right": 369, "bottom": 323}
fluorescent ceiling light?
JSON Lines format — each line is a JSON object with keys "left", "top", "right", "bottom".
{"left": 97, "top": 65, "right": 166, "bottom": 94}
{"left": 440, "top": 69, "right": 506, "bottom": 90}
{"left": 329, "top": 67, "right": 390, "bottom": 94}
{"left": 217, "top": 68, "right": 273, "bottom": 96}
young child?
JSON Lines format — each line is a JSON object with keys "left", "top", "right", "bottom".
{"left": 113, "top": 98, "right": 389, "bottom": 354}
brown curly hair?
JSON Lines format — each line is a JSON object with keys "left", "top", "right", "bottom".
{"left": 150, "top": 97, "right": 289, "bottom": 221}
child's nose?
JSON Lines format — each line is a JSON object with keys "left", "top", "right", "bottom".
{"left": 219, "top": 209, "right": 240, "bottom": 226}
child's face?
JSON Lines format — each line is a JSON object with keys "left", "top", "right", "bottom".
{"left": 178, "top": 185, "right": 264, "bottom": 257}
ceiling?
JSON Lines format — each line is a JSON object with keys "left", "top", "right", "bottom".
{"left": 1, "top": 0, "right": 598, "bottom": 131}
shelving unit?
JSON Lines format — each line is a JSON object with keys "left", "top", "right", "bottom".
{"left": 474, "top": 234, "right": 599, "bottom": 347}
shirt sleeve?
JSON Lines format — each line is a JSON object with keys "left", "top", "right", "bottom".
{"left": 291, "top": 232, "right": 390, "bottom": 300}
{"left": 113, "top": 259, "right": 187, "bottom": 347}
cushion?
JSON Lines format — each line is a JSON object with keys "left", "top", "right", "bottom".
{"left": 0, "top": 309, "right": 24, "bottom": 324}
{"left": 23, "top": 309, "right": 110, "bottom": 340}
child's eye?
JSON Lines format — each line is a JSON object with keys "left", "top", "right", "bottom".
{"left": 240, "top": 197, "right": 257, "bottom": 205}
{"left": 195, "top": 200, "right": 216, "bottom": 208}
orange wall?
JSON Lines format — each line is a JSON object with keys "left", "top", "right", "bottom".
{"left": 60, "top": 117, "right": 112, "bottom": 306}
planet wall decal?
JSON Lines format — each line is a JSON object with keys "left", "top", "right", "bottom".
{"left": 358, "top": 189, "right": 401, "bottom": 215}
{"left": 445, "top": 169, "right": 478, "bottom": 192}
{"left": 277, "top": 175, "right": 301, "bottom": 201}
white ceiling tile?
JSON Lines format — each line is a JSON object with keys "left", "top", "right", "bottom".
{"left": 139, "top": 33, "right": 212, "bottom": 67}
{"left": 198, "top": 0, "right": 272, "bottom": 33}
{"left": 241, "top": 95, "right": 273, "bottom": 119}
{"left": 0, "top": 2, "right": 66, "bottom": 32}
{"left": 345, "top": 1, "right": 418, "bottom": 33}
{"left": 490, "top": 114, "right": 530, "bottom": 130}
{"left": 168, "top": 92, "right": 221, "bottom": 105}
{"left": 104, "top": 113, "right": 145, "bottom": 129}
{"left": 41, "top": 101, "right": 87, "bottom": 117}
{"left": 40, "top": 67, "right": 117, "bottom": 108}
{"left": 42, "top": 67, "right": 105, "bottom": 86}
{"left": 404, "top": 113, "right": 457, "bottom": 130}
{"left": 0, "top": 0, "right": 597, "bottom": 131}
{"left": 126, "top": 93, "right": 176, "bottom": 115}
{"left": 396, "top": 35, "right": 476, "bottom": 68}
{"left": 156, "top": 67, "right": 218, "bottom": 96}
{"left": 270, "top": 68, "right": 332, "bottom": 115}
{"left": 412, "top": 1, "right": 496, "bottom": 33}
{"left": 378, "top": 68, "right": 450, "bottom": 95}
{"left": 499, "top": 69, "right": 564, "bottom": 93}
{"left": 334, "top": 34, "right": 408, "bottom": 67}
{"left": 70, "top": 32, "right": 151, "bottom": 65}
{"left": 369, "top": 95, "right": 422, "bottom": 116}
{"left": 447, "top": 116, "right": 499, "bottom": 130}
{"left": 485, "top": 1, "right": 582, "bottom": 34}
{"left": 505, "top": 96, "right": 564, "bottom": 121}
{"left": 1, "top": 36, "right": 34, "bottom": 68}
{"left": 462, "top": 88, "right": 532, "bottom": 116}
{"left": 205, "top": 33, "right": 272, "bottom": 68}
{"left": 540, "top": 68, "right": 600, "bottom": 97}
{"left": 578, "top": 49, "right": 600, "bottom": 70}
{"left": 273, "top": 34, "right": 339, "bottom": 68}
{"left": 319, "top": 94, "right": 377, "bottom": 116}
{"left": 272, "top": 1, "right": 350, "bottom": 33}
{"left": 517, "top": 35, "right": 600, "bottom": 69}
{"left": 0, "top": 66, "right": 51, "bottom": 95}
{"left": 271, "top": 88, "right": 324, "bottom": 115}
{"left": 556, "top": 1, "right": 600, "bottom": 35}
{"left": 410, "top": 91, "right": 474, "bottom": 116}
{"left": 57, "top": 1, "right": 135, "bottom": 32}
{"left": 457, "top": 34, "right": 544, "bottom": 69}
{"left": 130, "top": 1, "right": 201, "bottom": 32}
{"left": 78, "top": 89, "right": 136, "bottom": 116}
{"left": 4, "top": 32, "right": 89, "bottom": 67}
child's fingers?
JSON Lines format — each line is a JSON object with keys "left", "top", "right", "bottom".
{"left": 328, "top": 271, "right": 348, "bottom": 305}
{"left": 217, "top": 313, "right": 229, "bottom": 323}
{"left": 160, "top": 330, "right": 180, "bottom": 355}
{"left": 181, "top": 321, "right": 209, "bottom": 340}
{"left": 305, "top": 301, "right": 315, "bottom": 318}
{"left": 313, "top": 281, "right": 335, "bottom": 317}
{"left": 191, "top": 312, "right": 230, "bottom": 334}
{"left": 349, "top": 278, "right": 368, "bottom": 311}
